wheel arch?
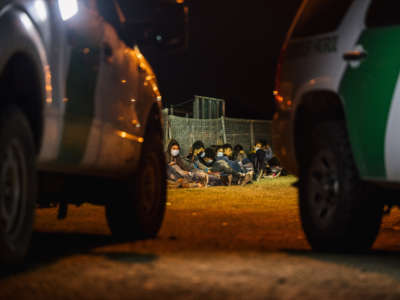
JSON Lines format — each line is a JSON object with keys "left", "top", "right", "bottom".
{"left": 0, "top": 53, "right": 45, "bottom": 153}
{"left": 294, "top": 90, "right": 349, "bottom": 169}
{"left": 0, "top": 7, "right": 51, "bottom": 154}
{"left": 142, "top": 101, "right": 163, "bottom": 140}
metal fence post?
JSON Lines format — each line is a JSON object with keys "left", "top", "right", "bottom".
{"left": 191, "top": 118, "right": 195, "bottom": 146}
{"left": 221, "top": 116, "right": 227, "bottom": 143}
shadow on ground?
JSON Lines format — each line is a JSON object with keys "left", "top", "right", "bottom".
{"left": 0, "top": 231, "right": 158, "bottom": 279}
{"left": 285, "top": 249, "right": 400, "bottom": 281}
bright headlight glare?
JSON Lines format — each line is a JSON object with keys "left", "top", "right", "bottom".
{"left": 58, "top": 0, "right": 79, "bottom": 21}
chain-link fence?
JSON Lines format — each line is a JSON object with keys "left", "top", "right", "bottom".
{"left": 163, "top": 110, "right": 272, "bottom": 155}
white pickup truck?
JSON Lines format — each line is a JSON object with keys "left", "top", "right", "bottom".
{"left": 0, "top": 0, "right": 185, "bottom": 263}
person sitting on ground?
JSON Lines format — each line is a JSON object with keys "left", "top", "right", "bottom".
{"left": 166, "top": 139, "right": 207, "bottom": 187}
{"left": 248, "top": 140, "right": 268, "bottom": 180}
{"left": 189, "top": 140, "right": 225, "bottom": 186}
{"left": 263, "top": 142, "right": 285, "bottom": 177}
{"left": 190, "top": 140, "right": 207, "bottom": 171}
{"left": 223, "top": 144, "right": 253, "bottom": 185}
{"left": 200, "top": 148, "right": 230, "bottom": 186}
{"left": 264, "top": 142, "right": 279, "bottom": 167}
{"left": 233, "top": 144, "right": 244, "bottom": 161}
{"left": 233, "top": 144, "right": 254, "bottom": 174}
{"left": 186, "top": 140, "right": 204, "bottom": 160}
{"left": 215, "top": 146, "right": 250, "bottom": 185}
{"left": 222, "top": 144, "right": 244, "bottom": 173}
{"left": 222, "top": 143, "right": 234, "bottom": 160}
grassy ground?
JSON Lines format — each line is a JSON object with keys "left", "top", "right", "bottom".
{"left": 165, "top": 175, "right": 400, "bottom": 252}
{"left": 167, "top": 175, "right": 299, "bottom": 211}
{"left": 161, "top": 175, "right": 309, "bottom": 252}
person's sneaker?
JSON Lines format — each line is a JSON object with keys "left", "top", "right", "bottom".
{"left": 272, "top": 170, "right": 282, "bottom": 178}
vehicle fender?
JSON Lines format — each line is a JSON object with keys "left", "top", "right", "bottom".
{"left": 0, "top": 5, "right": 51, "bottom": 149}
{"left": 292, "top": 78, "right": 360, "bottom": 174}
{"left": 139, "top": 96, "right": 163, "bottom": 141}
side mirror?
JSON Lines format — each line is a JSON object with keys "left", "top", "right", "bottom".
{"left": 122, "top": 1, "right": 189, "bottom": 54}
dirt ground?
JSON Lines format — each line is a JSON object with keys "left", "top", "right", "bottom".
{"left": 2, "top": 177, "right": 400, "bottom": 299}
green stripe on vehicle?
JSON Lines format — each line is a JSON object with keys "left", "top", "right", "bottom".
{"left": 339, "top": 26, "right": 400, "bottom": 179}
{"left": 58, "top": 47, "right": 100, "bottom": 164}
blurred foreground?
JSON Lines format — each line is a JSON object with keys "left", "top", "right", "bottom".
{"left": 2, "top": 177, "right": 400, "bottom": 299}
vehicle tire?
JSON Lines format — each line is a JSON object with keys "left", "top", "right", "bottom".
{"left": 0, "top": 106, "right": 36, "bottom": 264}
{"left": 106, "top": 130, "right": 166, "bottom": 240}
{"left": 299, "top": 121, "right": 383, "bottom": 252}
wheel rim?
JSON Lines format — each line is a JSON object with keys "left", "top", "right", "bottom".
{"left": 308, "top": 149, "right": 340, "bottom": 229}
{"left": 0, "top": 139, "right": 27, "bottom": 244}
{"left": 140, "top": 155, "right": 158, "bottom": 215}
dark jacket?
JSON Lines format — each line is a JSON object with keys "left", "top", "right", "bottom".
{"left": 216, "top": 155, "right": 243, "bottom": 173}
{"left": 265, "top": 147, "right": 274, "bottom": 162}
{"left": 193, "top": 156, "right": 209, "bottom": 172}
{"left": 211, "top": 159, "right": 241, "bottom": 177}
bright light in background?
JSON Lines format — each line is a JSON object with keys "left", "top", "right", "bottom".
{"left": 58, "top": 0, "right": 78, "bottom": 21}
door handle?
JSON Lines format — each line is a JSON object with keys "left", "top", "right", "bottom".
{"left": 343, "top": 50, "right": 367, "bottom": 61}
{"left": 103, "top": 43, "right": 113, "bottom": 59}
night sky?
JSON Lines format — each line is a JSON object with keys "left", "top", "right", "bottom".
{"left": 145, "top": 0, "right": 302, "bottom": 120}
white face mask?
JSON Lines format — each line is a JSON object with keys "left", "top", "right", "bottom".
{"left": 217, "top": 152, "right": 224, "bottom": 157}
{"left": 255, "top": 147, "right": 260, "bottom": 152}
{"left": 171, "top": 149, "right": 180, "bottom": 157}
{"left": 200, "top": 151, "right": 206, "bottom": 158}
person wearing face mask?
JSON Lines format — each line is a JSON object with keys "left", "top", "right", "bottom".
{"left": 190, "top": 141, "right": 208, "bottom": 171}
{"left": 214, "top": 146, "right": 247, "bottom": 185}
{"left": 191, "top": 147, "right": 222, "bottom": 186}
{"left": 222, "top": 144, "right": 251, "bottom": 181}
{"left": 203, "top": 148, "right": 232, "bottom": 186}
{"left": 233, "top": 144, "right": 254, "bottom": 176}
{"left": 185, "top": 140, "right": 212, "bottom": 186}
{"left": 166, "top": 139, "right": 207, "bottom": 187}
{"left": 248, "top": 141, "right": 267, "bottom": 181}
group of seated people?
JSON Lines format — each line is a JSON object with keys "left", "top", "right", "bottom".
{"left": 166, "top": 139, "right": 284, "bottom": 188}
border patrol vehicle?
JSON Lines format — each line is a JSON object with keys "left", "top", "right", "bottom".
{"left": 273, "top": 0, "right": 400, "bottom": 251}
{"left": 0, "top": 0, "right": 186, "bottom": 263}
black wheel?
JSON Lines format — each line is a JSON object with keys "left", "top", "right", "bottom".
{"left": 106, "top": 130, "right": 166, "bottom": 240}
{"left": 0, "top": 106, "right": 36, "bottom": 264}
{"left": 299, "top": 121, "right": 383, "bottom": 252}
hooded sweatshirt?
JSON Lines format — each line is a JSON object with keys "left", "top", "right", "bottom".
{"left": 166, "top": 139, "right": 193, "bottom": 171}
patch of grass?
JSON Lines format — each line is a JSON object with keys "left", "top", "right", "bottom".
{"left": 167, "top": 176, "right": 299, "bottom": 211}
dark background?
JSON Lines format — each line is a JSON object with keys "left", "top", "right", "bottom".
{"left": 144, "top": 0, "right": 302, "bottom": 120}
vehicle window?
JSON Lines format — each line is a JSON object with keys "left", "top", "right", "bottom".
{"left": 293, "top": 0, "right": 354, "bottom": 38}
{"left": 367, "top": 0, "right": 400, "bottom": 28}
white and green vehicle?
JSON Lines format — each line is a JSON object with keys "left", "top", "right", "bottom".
{"left": 273, "top": 0, "right": 400, "bottom": 251}
{"left": 0, "top": 0, "right": 187, "bottom": 263}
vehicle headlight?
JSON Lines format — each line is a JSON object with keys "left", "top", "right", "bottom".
{"left": 58, "top": 0, "right": 79, "bottom": 21}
